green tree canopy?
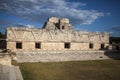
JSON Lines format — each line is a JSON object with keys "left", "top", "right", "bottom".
{"left": 0, "top": 32, "right": 5, "bottom": 39}
{"left": 110, "top": 37, "right": 120, "bottom": 43}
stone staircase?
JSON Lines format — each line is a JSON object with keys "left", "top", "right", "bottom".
{"left": 0, "top": 54, "right": 23, "bottom": 80}
{"left": 9, "top": 66, "right": 23, "bottom": 80}
{"left": 0, "top": 65, "right": 10, "bottom": 80}
{"left": 0, "top": 65, "right": 23, "bottom": 80}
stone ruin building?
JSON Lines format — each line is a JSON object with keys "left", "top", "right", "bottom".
{"left": 6, "top": 17, "right": 109, "bottom": 52}
{"left": 6, "top": 17, "right": 120, "bottom": 63}
{"left": 0, "top": 17, "right": 119, "bottom": 80}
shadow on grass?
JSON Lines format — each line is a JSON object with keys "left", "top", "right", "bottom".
{"left": 103, "top": 50, "right": 120, "bottom": 60}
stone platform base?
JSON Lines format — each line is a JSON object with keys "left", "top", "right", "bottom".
{"left": 16, "top": 50, "right": 120, "bottom": 63}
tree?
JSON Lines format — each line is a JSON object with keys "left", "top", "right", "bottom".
{"left": 109, "top": 37, "right": 120, "bottom": 44}
{"left": 0, "top": 32, "right": 5, "bottom": 38}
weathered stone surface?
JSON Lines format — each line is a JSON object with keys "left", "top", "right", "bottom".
{"left": 0, "top": 54, "right": 23, "bottom": 80}
{"left": 0, "top": 65, "right": 10, "bottom": 80}
{"left": 0, "top": 65, "right": 23, "bottom": 80}
{"left": 7, "top": 28, "right": 109, "bottom": 43}
{"left": 44, "top": 17, "right": 73, "bottom": 30}
{"left": 14, "top": 66, "right": 23, "bottom": 80}
{"left": 48, "top": 17, "right": 59, "bottom": 23}
{"left": 0, "top": 55, "right": 11, "bottom": 66}
{"left": 9, "top": 66, "right": 16, "bottom": 80}
{"left": 16, "top": 51, "right": 120, "bottom": 63}
{"left": 6, "top": 28, "right": 109, "bottom": 52}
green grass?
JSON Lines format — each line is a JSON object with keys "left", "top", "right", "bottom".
{"left": 11, "top": 60, "right": 18, "bottom": 66}
{"left": 18, "top": 59, "right": 120, "bottom": 80}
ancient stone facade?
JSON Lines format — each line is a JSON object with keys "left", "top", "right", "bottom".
{"left": 6, "top": 17, "right": 109, "bottom": 52}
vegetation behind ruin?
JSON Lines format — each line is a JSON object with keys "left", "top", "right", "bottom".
{"left": 0, "top": 32, "right": 5, "bottom": 39}
{"left": 110, "top": 37, "right": 120, "bottom": 43}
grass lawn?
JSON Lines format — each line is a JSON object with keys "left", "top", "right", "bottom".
{"left": 17, "top": 59, "right": 120, "bottom": 80}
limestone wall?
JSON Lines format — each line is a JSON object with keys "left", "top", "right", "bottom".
{"left": 60, "top": 18, "right": 69, "bottom": 23}
{"left": 42, "top": 42, "right": 64, "bottom": 50}
{"left": 6, "top": 41, "right": 109, "bottom": 52}
{"left": 44, "top": 17, "right": 73, "bottom": 30}
{"left": 23, "top": 42, "right": 35, "bottom": 51}
{"left": 48, "top": 17, "right": 69, "bottom": 23}
{"left": 16, "top": 51, "right": 120, "bottom": 63}
{"left": 7, "top": 42, "right": 16, "bottom": 51}
{"left": 48, "top": 17, "right": 59, "bottom": 23}
{"left": 0, "top": 55, "right": 11, "bottom": 66}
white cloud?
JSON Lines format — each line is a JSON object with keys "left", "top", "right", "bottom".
{"left": 15, "top": 24, "right": 35, "bottom": 28}
{"left": 26, "top": 24, "right": 34, "bottom": 28}
{"left": 0, "top": 0, "right": 104, "bottom": 25}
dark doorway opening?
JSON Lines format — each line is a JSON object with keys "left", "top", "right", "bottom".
{"left": 101, "top": 44, "right": 105, "bottom": 49}
{"left": 35, "top": 43, "right": 41, "bottom": 49}
{"left": 89, "top": 43, "right": 93, "bottom": 49}
{"left": 16, "top": 42, "right": 22, "bottom": 49}
{"left": 64, "top": 43, "right": 70, "bottom": 49}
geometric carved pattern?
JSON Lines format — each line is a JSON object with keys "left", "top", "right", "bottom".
{"left": 7, "top": 27, "right": 109, "bottom": 43}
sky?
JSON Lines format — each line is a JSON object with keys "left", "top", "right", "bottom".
{"left": 0, "top": 0, "right": 120, "bottom": 37}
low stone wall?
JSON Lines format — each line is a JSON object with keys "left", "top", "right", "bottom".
{"left": 16, "top": 50, "right": 120, "bottom": 63}
{"left": 0, "top": 54, "right": 11, "bottom": 66}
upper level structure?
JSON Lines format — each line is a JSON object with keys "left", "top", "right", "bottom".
{"left": 43, "top": 17, "right": 73, "bottom": 30}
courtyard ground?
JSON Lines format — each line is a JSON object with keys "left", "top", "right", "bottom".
{"left": 13, "top": 59, "right": 120, "bottom": 80}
